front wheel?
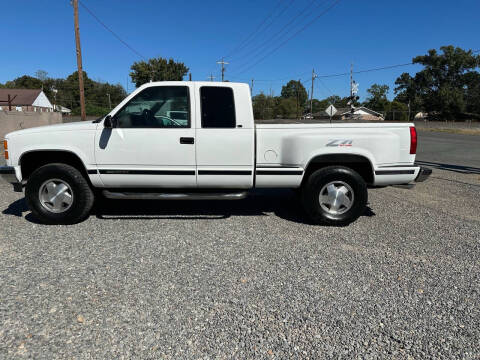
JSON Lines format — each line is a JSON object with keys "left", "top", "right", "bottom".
{"left": 25, "top": 163, "right": 94, "bottom": 224}
{"left": 301, "top": 166, "right": 368, "bottom": 226}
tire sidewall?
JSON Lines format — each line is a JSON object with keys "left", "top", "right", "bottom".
{"left": 303, "top": 166, "right": 368, "bottom": 225}
{"left": 26, "top": 164, "right": 91, "bottom": 224}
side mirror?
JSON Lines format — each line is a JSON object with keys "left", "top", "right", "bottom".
{"left": 104, "top": 115, "right": 116, "bottom": 128}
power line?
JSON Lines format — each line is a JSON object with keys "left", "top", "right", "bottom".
{"left": 78, "top": 1, "right": 146, "bottom": 60}
{"left": 238, "top": 61, "right": 416, "bottom": 84}
{"left": 316, "top": 62, "right": 414, "bottom": 78}
{"left": 223, "top": 0, "right": 289, "bottom": 60}
{"left": 231, "top": 0, "right": 342, "bottom": 77}
{"left": 231, "top": 0, "right": 329, "bottom": 72}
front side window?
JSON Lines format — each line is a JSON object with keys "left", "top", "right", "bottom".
{"left": 200, "top": 87, "right": 236, "bottom": 128}
{"left": 115, "top": 86, "right": 190, "bottom": 128}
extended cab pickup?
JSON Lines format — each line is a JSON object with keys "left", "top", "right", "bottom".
{"left": 1, "top": 81, "right": 431, "bottom": 225}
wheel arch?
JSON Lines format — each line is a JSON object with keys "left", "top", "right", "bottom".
{"left": 19, "top": 150, "right": 91, "bottom": 182}
{"left": 302, "top": 153, "right": 375, "bottom": 185}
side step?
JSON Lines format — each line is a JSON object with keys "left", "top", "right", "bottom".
{"left": 102, "top": 190, "right": 248, "bottom": 201}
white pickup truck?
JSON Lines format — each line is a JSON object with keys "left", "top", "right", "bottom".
{"left": 1, "top": 81, "right": 431, "bottom": 225}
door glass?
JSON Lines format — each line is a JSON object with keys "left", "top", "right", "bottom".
{"left": 200, "top": 86, "right": 236, "bottom": 128}
{"left": 115, "top": 86, "right": 190, "bottom": 128}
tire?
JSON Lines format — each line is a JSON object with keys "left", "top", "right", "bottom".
{"left": 301, "top": 166, "right": 368, "bottom": 226}
{"left": 25, "top": 163, "right": 94, "bottom": 224}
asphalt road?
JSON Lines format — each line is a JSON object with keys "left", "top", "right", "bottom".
{"left": 1, "top": 168, "right": 479, "bottom": 358}
{"left": 416, "top": 131, "right": 480, "bottom": 173}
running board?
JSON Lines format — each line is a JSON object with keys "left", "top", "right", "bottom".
{"left": 102, "top": 190, "right": 248, "bottom": 201}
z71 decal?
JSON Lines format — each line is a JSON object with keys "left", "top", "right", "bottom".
{"left": 326, "top": 139, "right": 353, "bottom": 147}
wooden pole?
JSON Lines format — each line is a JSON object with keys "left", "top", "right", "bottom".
{"left": 73, "top": 0, "right": 86, "bottom": 121}
{"left": 310, "top": 69, "right": 316, "bottom": 116}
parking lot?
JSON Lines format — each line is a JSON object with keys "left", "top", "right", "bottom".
{"left": 1, "top": 137, "right": 480, "bottom": 358}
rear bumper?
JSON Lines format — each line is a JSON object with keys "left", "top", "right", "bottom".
{"left": 415, "top": 166, "right": 432, "bottom": 182}
{"left": 374, "top": 164, "right": 432, "bottom": 187}
{"left": 0, "top": 166, "right": 22, "bottom": 192}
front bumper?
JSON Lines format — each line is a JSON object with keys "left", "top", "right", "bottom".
{"left": 415, "top": 166, "right": 432, "bottom": 182}
{"left": 0, "top": 166, "right": 22, "bottom": 192}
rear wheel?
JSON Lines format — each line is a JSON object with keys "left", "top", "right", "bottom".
{"left": 25, "top": 163, "right": 94, "bottom": 224}
{"left": 301, "top": 166, "right": 368, "bottom": 226}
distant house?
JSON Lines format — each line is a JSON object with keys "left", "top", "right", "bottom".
{"left": 338, "top": 107, "right": 384, "bottom": 121}
{"left": 0, "top": 89, "right": 53, "bottom": 112}
{"left": 313, "top": 106, "right": 384, "bottom": 121}
{"left": 415, "top": 112, "right": 428, "bottom": 120}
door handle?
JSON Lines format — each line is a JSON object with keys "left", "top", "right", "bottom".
{"left": 180, "top": 137, "right": 194, "bottom": 144}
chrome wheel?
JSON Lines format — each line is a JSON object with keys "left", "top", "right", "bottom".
{"left": 38, "top": 179, "right": 74, "bottom": 213}
{"left": 319, "top": 181, "right": 354, "bottom": 215}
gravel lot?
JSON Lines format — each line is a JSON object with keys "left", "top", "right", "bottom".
{"left": 1, "top": 169, "right": 479, "bottom": 359}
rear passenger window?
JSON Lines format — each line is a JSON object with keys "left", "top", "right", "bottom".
{"left": 200, "top": 87, "right": 236, "bottom": 128}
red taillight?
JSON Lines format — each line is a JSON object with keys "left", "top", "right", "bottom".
{"left": 410, "top": 126, "right": 417, "bottom": 154}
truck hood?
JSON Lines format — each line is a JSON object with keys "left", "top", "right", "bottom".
{"left": 6, "top": 121, "right": 98, "bottom": 138}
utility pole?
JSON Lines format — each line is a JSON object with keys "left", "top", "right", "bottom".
{"left": 310, "top": 68, "right": 317, "bottom": 116}
{"left": 251, "top": 79, "right": 254, "bottom": 94}
{"left": 350, "top": 62, "right": 353, "bottom": 98}
{"left": 217, "top": 58, "right": 229, "bottom": 82}
{"left": 189, "top": 73, "right": 192, "bottom": 81}
{"left": 349, "top": 63, "right": 359, "bottom": 116}
{"left": 296, "top": 79, "right": 300, "bottom": 120}
{"left": 73, "top": 0, "right": 86, "bottom": 121}
{"left": 408, "top": 100, "right": 411, "bottom": 121}
{"left": 106, "top": 93, "right": 111, "bottom": 109}
{"left": 208, "top": 74, "right": 215, "bottom": 82}
{"left": 52, "top": 88, "right": 58, "bottom": 112}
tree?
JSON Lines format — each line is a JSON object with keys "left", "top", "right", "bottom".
{"left": 253, "top": 93, "right": 276, "bottom": 120}
{"left": 364, "top": 84, "right": 390, "bottom": 112}
{"left": 280, "top": 80, "right": 308, "bottom": 118}
{"left": 385, "top": 101, "right": 409, "bottom": 121}
{"left": 276, "top": 97, "right": 298, "bottom": 119}
{"left": 311, "top": 98, "right": 330, "bottom": 113}
{"left": 2, "top": 71, "right": 126, "bottom": 116}
{"left": 35, "top": 70, "right": 48, "bottom": 82}
{"left": 463, "top": 71, "right": 480, "bottom": 117}
{"left": 395, "top": 46, "right": 480, "bottom": 119}
{"left": 4, "top": 75, "right": 44, "bottom": 90}
{"left": 281, "top": 80, "right": 308, "bottom": 104}
{"left": 130, "top": 57, "right": 189, "bottom": 87}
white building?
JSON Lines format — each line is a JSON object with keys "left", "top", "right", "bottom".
{"left": 0, "top": 89, "right": 54, "bottom": 112}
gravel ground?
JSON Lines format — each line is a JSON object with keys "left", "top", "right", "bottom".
{"left": 0, "top": 169, "right": 479, "bottom": 359}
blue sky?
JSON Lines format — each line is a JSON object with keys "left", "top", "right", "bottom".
{"left": 1, "top": 0, "right": 479, "bottom": 100}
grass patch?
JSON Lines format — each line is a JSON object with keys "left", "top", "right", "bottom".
{"left": 416, "top": 127, "right": 480, "bottom": 136}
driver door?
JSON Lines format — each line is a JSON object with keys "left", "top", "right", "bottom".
{"left": 94, "top": 84, "right": 197, "bottom": 188}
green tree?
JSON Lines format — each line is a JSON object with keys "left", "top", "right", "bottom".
{"left": 4, "top": 75, "right": 44, "bottom": 90}
{"left": 325, "top": 95, "right": 341, "bottom": 105}
{"left": 463, "top": 71, "right": 480, "bottom": 117}
{"left": 385, "top": 100, "right": 409, "bottom": 121}
{"left": 364, "top": 84, "right": 390, "bottom": 112}
{"left": 35, "top": 70, "right": 48, "bottom": 82}
{"left": 62, "top": 71, "right": 126, "bottom": 115}
{"left": 395, "top": 46, "right": 480, "bottom": 119}
{"left": 253, "top": 93, "right": 276, "bottom": 120}
{"left": 311, "top": 98, "right": 330, "bottom": 114}
{"left": 2, "top": 72, "right": 127, "bottom": 116}
{"left": 276, "top": 97, "right": 298, "bottom": 119}
{"left": 281, "top": 80, "right": 308, "bottom": 104}
{"left": 130, "top": 57, "right": 189, "bottom": 87}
